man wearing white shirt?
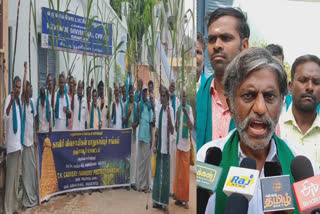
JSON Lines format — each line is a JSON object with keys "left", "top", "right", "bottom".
{"left": 197, "top": 48, "right": 319, "bottom": 214}
{"left": 3, "top": 76, "right": 23, "bottom": 214}
{"left": 152, "top": 87, "right": 174, "bottom": 213}
{"left": 168, "top": 81, "right": 180, "bottom": 195}
{"left": 72, "top": 80, "right": 88, "bottom": 130}
{"left": 36, "top": 87, "right": 52, "bottom": 133}
{"left": 21, "top": 66, "right": 38, "bottom": 209}
{"left": 174, "top": 89, "right": 194, "bottom": 209}
{"left": 111, "top": 84, "right": 123, "bottom": 129}
{"left": 53, "top": 73, "right": 71, "bottom": 131}
{"left": 97, "top": 81, "right": 108, "bottom": 128}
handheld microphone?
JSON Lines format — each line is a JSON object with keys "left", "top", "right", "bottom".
{"left": 223, "top": 158, "right": 259, "bottom": 201}
{"left": 224, "top": 193, "right": 249, "bottom": 214}
{"left": 261, "top": 162, "right": 295, "bottom": 213}
{"left": 197, "top": 147, "right": 223, "bottom": 214}
{"left": 291, "top": 156, "right": 320, "bottom": 214}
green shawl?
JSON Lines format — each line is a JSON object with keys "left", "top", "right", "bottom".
{"left": 214, "top": 131, "right": 299, "bottom": 214}
{"left": 196, "top": 75, "right": 235, "bottom": 151}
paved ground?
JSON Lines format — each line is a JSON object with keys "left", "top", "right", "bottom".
{"left": 23, "top": 172, "right": 196, "bottom": 214}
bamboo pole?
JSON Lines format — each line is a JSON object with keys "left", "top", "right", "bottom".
{"left": 12, "top": 0, "right": 21, "bottom": 81}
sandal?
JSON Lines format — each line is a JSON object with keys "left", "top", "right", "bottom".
{"left": 175, "top": 200, "right": 183, "bottom": 206}
{"left": 184, "top": 202, "right": 189, "bottom": 209}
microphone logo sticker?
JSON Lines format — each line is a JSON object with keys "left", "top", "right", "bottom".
{"left": 301, "top": 180, "right": 319, "bottom": 197}
{"left": 226, "top": 174, "right": 254, "bottom": 188}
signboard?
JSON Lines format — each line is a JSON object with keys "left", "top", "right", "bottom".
{"left": 196, "top": 161, "right": 222, "bottom": 192}
{"left": 37, "top": 128, "right": 131, "bottom": 202}
{"left": 261, "top": 175, "right": 294, "bottom": 212}
{"left": 41, "top": 7, "right": 112, "bottom": 56}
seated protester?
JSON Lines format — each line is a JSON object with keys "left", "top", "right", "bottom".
{"left": 111, "top": 83, "right": 124, "bottom": 129}
{"left": 152, "top": 87, "right": 174, "bottom": 214}
{"left": 53, "top": 73, "right": 71, "bottom": 131}
{"left": 89, "top": 89, "right": 102, "bottom": 129}
{"left": 279, "top": 55, "right": 320, "bottom": 169}
{"left": 97, "top": 80, "right": 108, "bottom": 129}
{"left": 197, "top": 48, "right": 319, "bottom": 214}
{"left": 72, "top": 80, "right": 88, "bottom": 130}
{"left": 36, "top": 87, "right": 52, "bottom": 132}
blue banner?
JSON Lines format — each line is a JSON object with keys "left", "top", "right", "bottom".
{"left": 37, "top": 128, "right": 131, "bottom": 202}
{"left": 41, "top": 7, "right": 112, "bottom": 57}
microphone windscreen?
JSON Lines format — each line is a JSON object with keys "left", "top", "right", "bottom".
{"left": 224, "top": 193, "right": 249, "bottom": 214}
{"left": 240, "top": 157, "right": 256, "bottom": 170}
{"left": 205, "top": 147, "right": 222, "bottom": 166}
{"left": 264, "top": 161, "right": 283, "bottom": 177}
{"left": 290, "top": 155, "right": 314, "bottom": 182}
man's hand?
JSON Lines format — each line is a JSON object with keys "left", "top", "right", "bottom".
{"left": 99, "top": 122, "right": 102, "bottom": 130}
{"left": 10, "top": 91, "right": 14, "bottom": 104}
{"left": 24, "top": 61, "right": 27, "bottom": 71}
{"left": 63, "top": 106, "right": 67, "bottom": 113}
{"left": 91, "top": 78, "right": 94, "bottom": 87}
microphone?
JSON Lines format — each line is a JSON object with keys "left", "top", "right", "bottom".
{"left": 291, "top": 156, "right": 320, "bottom": 214}
{"left": 197, "top": 147, "right": 223, "bottom": 214}
{"left": 224, "top": 193, "right": 249, "bottom": 214}
{"left": 223, "top": 158, "right": 259, "bottom": 201}
{"left": 260, "top": 162, "right": 295, "bottom": 213}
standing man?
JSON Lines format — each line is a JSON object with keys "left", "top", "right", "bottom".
{"left": 72, "top": 80, "right": 88, "bottom": 130}
{"left": 46, "top": 74, "right": 53, "bottom": 107}
{"left": 135, "top": 78, "right": 143, "bottom": 103}
{"left": 174, "top": 88, "right": 194, "bottom": 209}
{"left": 21, "top": 63, "right": 38, "bottom": 209}
{"left": 67, "top": 76, "right": 75, "bottom": 130}
{"left": 196, "top": 32, "right": 206, "bottom": 92}
{"left": 136, "top": 86, "right": 153, "bottom": 192}
{"left": 279, "top": 55, "right": 320, "bottom": 168}
{"left": 123, "top": 86, "right": 139, "bottom": 186}
{"left": 197, "top": 48, "right": 320, "bottom": 214}
{"left": 168, "top": 81, "right": 179, "bottom": 195}
{"left": 266, "top": 44, "right": 284, "bottom": 63}
{"left": 111, "top": 84, "right": 124, "bottom": 129}
{"left": 122, "top": 85, "right": 128, "bottom": 110}
{"left": 3, "top": 75, "right": 23, "bottom": 214}
{"left": 97, "top": 81, "right": 108, "bottom": 128}
{"left": 53, "top": 73, "right": 71, "bottom": 131}
{"left": 152, "top": 87, "right": 174, "bottom": 214}
{"left": 36, "top": 87, "right": 52, "bottom": 133}
{"left": 89, "top": 89, "right": 102, "bottom": 129}
{"left": 148, "top": 80, "right": 154, "bottom": 98}
{"left": 196, "top": 7, "right": 249, "bottom": 151}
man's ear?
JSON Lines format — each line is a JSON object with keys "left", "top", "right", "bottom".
{"left": 241, "top": 38, "right": 249, "bottom": 51}
{"left": 226, "top": 98, "right": 234, "bottom": 118}
{"left": 288, "top": 81, "right": 293, "bottom": 95}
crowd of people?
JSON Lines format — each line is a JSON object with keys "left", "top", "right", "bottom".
{"left": 3, "top": 61, "right": 194, "bottom": 214}
{"left": 196, "top": 7, "right": 320, "bottom": 214}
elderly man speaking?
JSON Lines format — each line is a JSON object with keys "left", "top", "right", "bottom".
{"left": 197, "top": 47, "right": 319, "bottom": 214}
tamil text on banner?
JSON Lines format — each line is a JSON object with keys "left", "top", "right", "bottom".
{"left": 37, "top": 128, "right": 132, "bottom": 202}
